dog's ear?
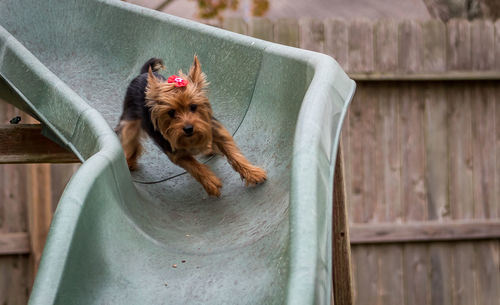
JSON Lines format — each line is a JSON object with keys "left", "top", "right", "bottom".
{"left": 188, "top": 55, "right": 208, "bottom": 89}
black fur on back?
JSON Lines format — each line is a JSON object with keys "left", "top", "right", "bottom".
{"left": 118, "top": 59, "right": 172, "bottom": 153}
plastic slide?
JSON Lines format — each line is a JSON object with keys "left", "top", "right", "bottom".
{"left": 0, "top": 1, "right": 355, "bottom": 304}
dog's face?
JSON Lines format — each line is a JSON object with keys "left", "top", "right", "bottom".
{"left": 145, "top": 56, "right": 213, "bottom": 153}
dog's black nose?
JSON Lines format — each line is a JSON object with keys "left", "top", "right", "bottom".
{"left": 183, "top": 125, "right": 194, "bottom": 135}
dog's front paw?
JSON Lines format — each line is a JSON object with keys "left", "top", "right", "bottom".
{"left": 242, "top": 166, "right": 267, "bottom": 186}
{"left": 202, "top": 174, "right": 223, "bottom": 197}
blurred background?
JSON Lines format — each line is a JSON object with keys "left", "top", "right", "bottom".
{"left": 1, "top": 0, "right": 499, "bottom": 304}
{"left": 126, "top": 0, "right": 499, "bottom": 21}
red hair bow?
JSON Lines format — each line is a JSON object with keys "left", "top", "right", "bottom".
{"left": 167, "top": 75, "right": 188, "bottom": 87}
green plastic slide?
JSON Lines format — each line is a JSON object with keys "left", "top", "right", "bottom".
{"left": 0, "top": 1, "right": 355, "bottom": 304}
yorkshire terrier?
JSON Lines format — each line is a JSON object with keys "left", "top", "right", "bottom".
{"left": 116, "top": 56, "right": 267, "bottom": 197}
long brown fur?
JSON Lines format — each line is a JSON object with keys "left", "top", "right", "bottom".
{"left": 117, "top": 56, "right": 266, "bottom": 197}
{"left": 116, "top": 119, "right": 143, "bottom": 171}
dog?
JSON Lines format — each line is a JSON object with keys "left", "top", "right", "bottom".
{"left": 116, "top": 56, "right": 266, "bottom": 197}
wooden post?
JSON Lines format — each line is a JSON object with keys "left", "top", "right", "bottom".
{"left": 332, "top": 142, "right": 354, "bottom": 305}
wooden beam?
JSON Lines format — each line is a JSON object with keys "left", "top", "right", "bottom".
{"left": 331, "top": 142, "right": 354, "bottom": 305}
{"left": 0, "top": 124, "right": 79, "bottom": 164}
{"left": 0, "top": 232, "right": 30, "bottom": 255}
{"left": 350, "top": 71, "right": 500, "bottom": 81}
{"left": 350, "top": 220, "right": 500, "bottom": 244}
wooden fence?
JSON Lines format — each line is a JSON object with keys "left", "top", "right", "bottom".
{"left": 218, "top": 17, "right": 500, "bottom": 305}
{"left": 1, "top": 17, "right": 500, "bottom": 304}
{"left": 0, "top": 103, "right": 79, "bottom": 304}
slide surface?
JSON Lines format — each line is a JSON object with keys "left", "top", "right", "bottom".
{"left": 0, "top": 1, "right": 355, "bottom": 304}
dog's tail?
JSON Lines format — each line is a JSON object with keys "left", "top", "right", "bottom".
{"left": 140, "top": 58, "right": 165, "bottom": 74}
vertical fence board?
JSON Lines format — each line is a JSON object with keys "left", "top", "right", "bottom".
{"left": 448, "top": 84, "right": 474, "bottom": 219}
{"left": 453, "top": 242, "right": 476, "bottom": 305}
{"left": 495, "top": 20, "right": 500, "bottom": 70}
{"left": 348, "top": 84, "right": 383, "bottom": 305}
{"left": 0, "top": 256, "right": 30, "bottom": 305}
{"left": 373, "top": 20, "right": 398, "bottom": 72}
{"left": 299, "top": 18, "right": 324, "bottom": 52}
{"left": 352, "top": 245, "right": 378, "bottom": 305}
{"left": 248, "top": 17, "right": 273, "bottom": 41}
{"left": 421, "top": 20, "right": 446, "bottom": 72}
{"left": 424, "top": 83, "right": 449, "bottom": 220}
{"left": 427, "top": 79, "right": 453, "bottom": 303}
{"left": 422, "top": 84, "right": 451, "bottom": 220}
{"left": 375, "top": 103, "right": 404, "bottom": 305}
{"left": 274, "top": 18, "right": 299, "bottom": 47}
{"left": 348, "top": 88, "right": 365, "bottom": 224}
{"left": 497, "top": 84, "right": 500, "bottom": 219}
{"left": 373, "top": 82, "right": 404, "bottom": 305}
{"left": 222, "top": 17, "right": 248, "bottom": 35}
{"left": 448, "top": 82, "right": 476, "bottom": 305}
{"left": 421, "top": 21, "right": 446, "bottom": 213}
{"left": 421, "top": 16, "right": 454, "bottom": 302}
{"left": 398, "top": 20, "right": 423, "bottom": 73}
{"left": 375, "top": 85, "right": 401, "bottom": 222}
{"left": 324, "top": 19, "right": 348, "bottom": 70}
{"left": 430, "top": 243, "right": 453, "bottom": 305}
{"left": 348, "top": 84, "right": 381, "bottom": 223}
{"left": 27, "top": 163, "right": 53, "bottom": 281}
{"left": 474, "top": 241, "right": 500, "bottom": 305}
{"left": 377, "top": 245, "right": 404, "bottom": 305}
{"left": 470, "top": 20, "right": 495, "bottom": 70}
{"left": 447, "top": 19, "right": 472, "bottom": 70}
{"left": 426, "top": 84, "right": 454, "bottom": 305}
{"left": 350, "top": 242, "right": 357, "bottom": 304}
{"left": 348, "top": 20, "right": 373, "bottom": 73}
{"left": 401, "top": 84, "right": 427, "bottom": 221}
{"left": 361, "top": 84, "right": 378, "bottom": 223}
{"left": 350, "top": 244, "right": 358, "bottom": 305}
{"left": 401, "top": 82, "right": 429, "bottom": 305}
{"left": 373, "top": 84, "right": 385, "bottom": 224}
{"left": 400, "top": 39, "right": 429, "bottom": 305}
{"left": 424, "top": 84, "right": 449, "bottom": 220}
{"left": 405, "top": 244, "right": 429, "bottom": 305}
{"left": 424, "top": 81, "right": 454, "bottom": 305}
{"left": 2, "top": 165, "right": 28, "bottom": 233}
{"left": 472, "top": 82, "right": 496, "bottom": 219}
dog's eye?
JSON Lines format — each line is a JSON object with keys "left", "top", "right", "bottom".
{"left": 190, "top": 104, "right": 197, "bottom": 112}
{"left": 167, "top": 109, "right": 176, "bottom": 118}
